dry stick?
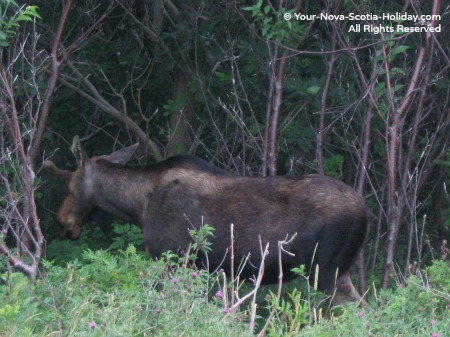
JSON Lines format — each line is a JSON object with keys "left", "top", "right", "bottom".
{"left": 381, "top": 0, "right": 438, "bottom": 287}
{"left": 316, "top": 24, "right": 337, "bottom": 176}
{"left": 229, "top": 48, "right": 264, "bottom": 151}
{"left": 353, "top": 48, "right": 381, "bottom": 295}
{"left": 370, "top": 207, "right": 384, "bottom": 275}
{"left": 1, "top": 67, "right": 44, "bottom": 277}
{"left": 267, "top": 50, "right": 287, "bottom": 176}
{"left": 0, "top": 71, "right": 27, "bottom": 183}
{"left": 248, "top": 237, "right": 267, "bottom": 332}
{"left": 230, "top": 223, "right": 235, "bottom": 307}
{"left": 416, "top": 109, "right": 450, "bottom": 193}
{"left": 262, "top": 48, "right": 276, "bottom": 177}
{"left": 1, "top": 182, "right": 30, "bottom": 267}
{"left": 229, "top": 56, "right": 247, "bottom": 165}
{"left": 0, "top": 244, "right": 37, "bottom": 277}
{"left": 257, "top": 233, "right": 298, "bottom": 337}
{"left": 267, "top": 0, "right": 304, "bottom": 176}
{"left": 403, "top": 40, "right": 436, "bottom": 276}
{"left": 2, "top": 84, "right": 33, "bottom": 257}
{"left": 60, "top": 61, "right": 162, "bottom": 159}
{"left": 0, "top": 178, "right": 39, "bottom": 277}
{"left": 30, "top": 0, "right": 73, "bottom": 164}
{"left": 380, "top": 35, "right": 402, "bottom": 289}
{"left": 382, "top": 38, "right": 401, "bottom": 290}
{"left": 223, "top": 244, "right": 269, "bottom": 314}
{"left": 243, "top": 240, "right": 269, "bottom": 332}
{"left": 217, "top": 232, "right": 270, "bottom": 327}
{"left": 42, "top": 160, "right": 72, "bottom": 180}
{"left": 338, "top": 13, "right": 385, "bottom": 285}
{"left": 221, "top": 270, "right": 228, "bottom": 310}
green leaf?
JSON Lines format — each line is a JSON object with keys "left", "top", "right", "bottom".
{"left": 389, "top": 45, "right": 410, "bottom": 62}
{"left": 392, "top": 84, "right": 404, "bottom": 92}
{"left": 374, "top": 53, "right": 385, "bottom": 62}
{"left": 392, "top": 45, "right": 410, "bottom": 55}
{"left": 306, "top": 85, "right": 320, "bottom": 94}
{"left": 242, "top": 6, "right": 255, "bottom": 12}
{"left": 375, "top": 82, "right": 386, "bottom": 96}
{"left": 16, "top": 14, "right": 33, "bottom": 22}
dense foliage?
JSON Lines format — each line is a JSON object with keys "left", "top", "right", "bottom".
{"left": 1, "top": 0, "right": 449, "bottom": 335}
{"left": 1, "top": 245, "right": 449, "bottom": 336}
{"left": 0, "top": 246, "right": 252, "bottom": 336}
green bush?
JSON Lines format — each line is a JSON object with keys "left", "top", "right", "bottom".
{"left": 46, "top": 222, "right": 145, "bottom": 265}
{"left": 0, "top": 246, "right": 252, "bottom": 337}
{"left": 300, "top": 260, "right": 450, "bottom": 337}
{"left": 1, "top": 247, "right": 448, "bottom": 337}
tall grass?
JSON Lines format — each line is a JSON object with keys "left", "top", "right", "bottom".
{"left": 0, "top": 246, "right": 252, "bottom": 336}
{"left": 1, "top": 244, "right": 448, "bottom": 336}
{"left": 1, "top": 224, "right": 449, "bottom": 336}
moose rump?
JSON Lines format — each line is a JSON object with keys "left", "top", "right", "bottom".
{"left": 148, "top": 171, "right": 366, "bottom": 285}
{"left": 45, "top": 136, "right": 368, "bottom": 304}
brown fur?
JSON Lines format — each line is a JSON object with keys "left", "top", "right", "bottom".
{"left": 48, "top": 137, "right": 369, "bottom": 304}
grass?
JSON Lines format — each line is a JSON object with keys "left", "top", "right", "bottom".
{"left": 1, "top": 244, "right": 449, "bottom": 336}
{"left": 0, "top": 246, "right": 252, "bottom": 336}
{"left": 1, "top": 223, "right": 449, "bottom": 336}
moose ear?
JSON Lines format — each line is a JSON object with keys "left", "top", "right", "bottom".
{"left": 104, "top": 143, "right": 139, "bottom": 164}
{"left": 71, "top": 135, "right": 89, "bottom": 168}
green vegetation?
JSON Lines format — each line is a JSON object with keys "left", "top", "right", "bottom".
{"left": 0, "top": 0, "right": 40, "bottom": 47}
{"left": 1, "top": 246, "right": 448, "bottom": 336}
{"left": 0, "top": 246, "right": 251, "bottom": 336}
{"left": 301, "top": 260, "right": 450, "bottom": 337}
{"left": 1, "top": 0, "right": 448, "bottom": 335}
{"left": 2, "top": 227, "right": 449, "bottom": 336}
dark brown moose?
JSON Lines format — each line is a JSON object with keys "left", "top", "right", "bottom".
{"left": 44, "top": 136, "right": 368, "bottom": 304}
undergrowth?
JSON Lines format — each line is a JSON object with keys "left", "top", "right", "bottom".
{"left": 0, "top": 245, "right": 252, "bottom": 337}
{"left": 1, "top": 224, "right": 449, "bottom": 336}
{"left": 1, "top": 248, "right": 449, "bottom": 336}
{"left": 299, "top": 260, "right": 450, "bottom": 336}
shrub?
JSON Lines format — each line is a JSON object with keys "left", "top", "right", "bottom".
{"left": 300, "top": 260, "right": 450, "bottom": 337}
{"left": 0, "top": 246, "right": 252, "bottom": 336}
{"left": 1, "top": 243, "right": 448, "bottom": 336}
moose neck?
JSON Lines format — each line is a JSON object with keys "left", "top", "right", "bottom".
{"left": 87, "top": 161, "right": 153, "bottom": 226}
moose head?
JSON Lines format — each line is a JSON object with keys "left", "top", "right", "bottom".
{"left": 43, "top": 136, "right": 138, "bottom": 239}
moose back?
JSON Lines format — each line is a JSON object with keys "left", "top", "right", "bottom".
{"left": 45, "top": 136, "right": 368, "bottom": 304}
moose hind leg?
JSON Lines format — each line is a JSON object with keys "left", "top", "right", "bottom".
{"left": 312, "top": 266, "right": 365, "bottom": 306}
{"left": 333, "top": 271, "right": 365, "bottom": 305}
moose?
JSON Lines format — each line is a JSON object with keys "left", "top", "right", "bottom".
{"left": 44, "top": 136, "right": 368, "bottom": 304}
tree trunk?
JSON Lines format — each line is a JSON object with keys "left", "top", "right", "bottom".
{"left": 382, "top": 110, "right": 402, "bottom": 290}
{"left": 382, "top": 203, "right": 400, "bottom": 288}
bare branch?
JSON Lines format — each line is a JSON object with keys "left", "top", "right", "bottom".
{"left": 30, "top": 0, "right": 73, "bottom": 163}
{"left": 61, "top": 60, "right": 162, "bottom": 159}
{"left": 257, "top": 233, "right": 298, "bottom": 336}
{"left": 42, "top": 160, "right": 73, "bottom": 181}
